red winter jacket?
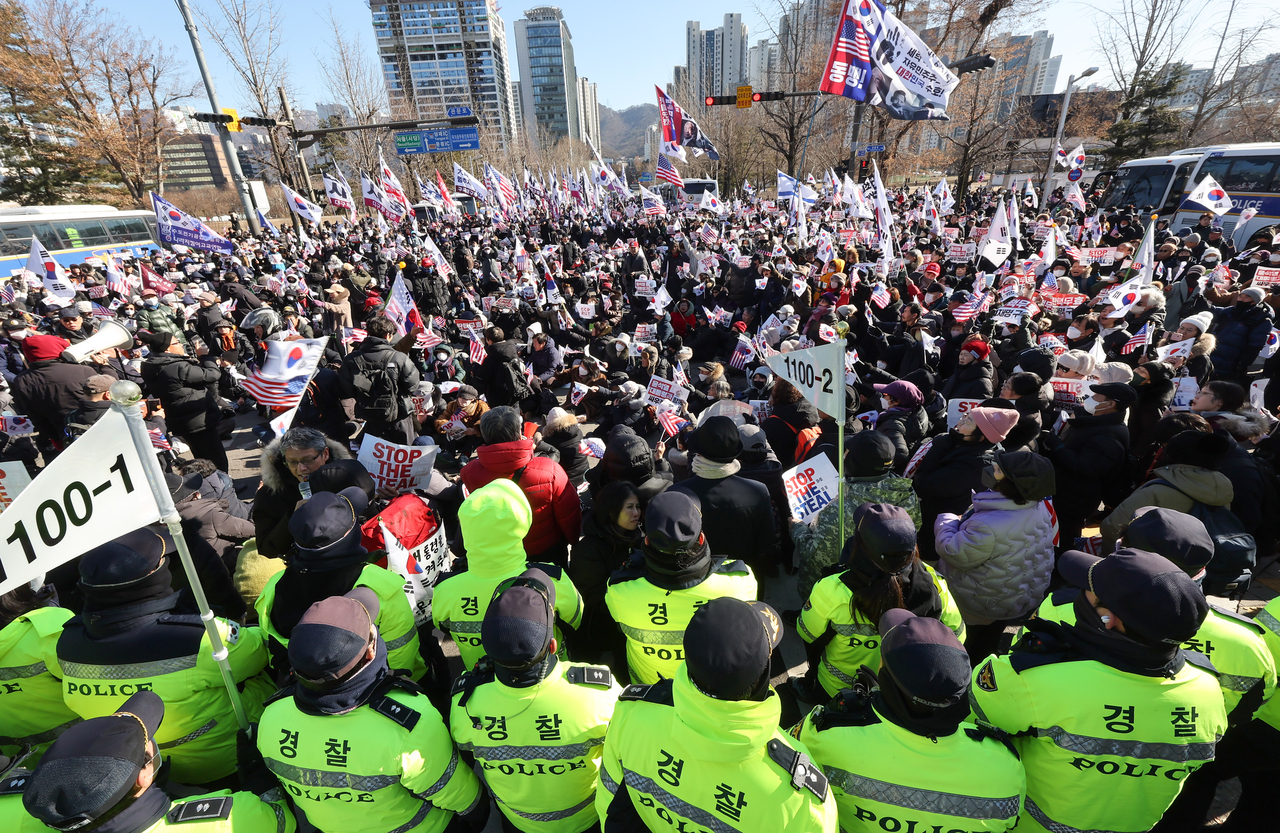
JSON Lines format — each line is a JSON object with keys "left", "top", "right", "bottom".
{"left": 461, "top": 439, "right": 582, "bottom": 557}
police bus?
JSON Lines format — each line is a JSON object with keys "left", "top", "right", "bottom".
{"left": 1096, "top": 154, "right": 1202, "bottom": 219}
{"left": 0, "top": 205, "right": 159, "bottom": 273}
{"left": 657, "top": 178, "right": 719, "bottom": 207}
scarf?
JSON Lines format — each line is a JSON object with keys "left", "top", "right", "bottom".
{"left": 691, "top": 455, "right": 741, "bottom": 479}
{"left": 88, "top": 781, "right": 171, "bottom": 833}
{"left": 293, "top": 637, "right": 391, "bottom": 716}
{"left": 1066, "top": 593, "right": 1183, "bottom": 677}
{"left": 83, "top": 593, "right": 181, "bottom": 638}
{"left": 494, "top": 654, "right": 559, "bottom": 688}
{"left": 643, "top": 538, "right": 714, "bottom": 591}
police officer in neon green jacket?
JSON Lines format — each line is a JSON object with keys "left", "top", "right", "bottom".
{"left": 0, "top": 583, "right": 80, "bottom": 763}
{"left": 598, "top": 597, "right": 838, "bottom": 833}
{"left": 255, "top": 486, "right": 425, "bottom": 682}
{"left": 257, "top": 589, "right": 487, "bottom": 833}
{"left": 56, "top": 529, "right": 275, "bottom": 786}
{"left": 798, "top": 609, "right": 1025, "bottom": 832}
{"left": 20, "top": 690, "right": 293, "bottom": 833}
{"left": 797, "top": 503, "right": 964, "bottom": 700}
{"left": 604, "top": 490, "right": 757, "bottom": 684}
{"left": 434, "top": 480, "right": 582, "bottom": 671}
{"left": 450, "top": 569, "right": 620, "bottom": 833}
{"left": 971, "top": 548, "right": 1227, "bottom": 833}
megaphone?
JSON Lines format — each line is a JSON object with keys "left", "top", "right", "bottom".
{"left": 61, "top": 319, "right": 135, "bottom": 363}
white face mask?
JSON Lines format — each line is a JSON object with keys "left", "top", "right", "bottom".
{"left": 698, "top": 372, "right": 709, "bottom": 381}
{"left": 1002, "top": 324, "right": 1017, "bottom": 336}
{"left": 880, "top": 395, "right": 891, "bottom": 410}
{"left": 1067, "top": 326, "right": 1082, "bottom": 339}
{"left": 1271, "top": 255, "right": 1280, "bottom": 263}
{"left": 1053, "top": 269, "right": 1065, "bottom": 277}
{"left": 1082, "top": 397, "right": 1102, "bottom": 415}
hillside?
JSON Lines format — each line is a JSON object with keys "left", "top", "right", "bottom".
{"left": 600, "top": 103, "right": 658, "bottom": 159}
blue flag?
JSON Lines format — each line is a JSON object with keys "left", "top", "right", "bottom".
{"left": 151, "top": 192, "right": 234, "bottom": 255}
{"left": 257, "top": 209, "right": 279, "bottom": 237}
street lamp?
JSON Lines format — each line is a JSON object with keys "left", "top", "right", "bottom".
{"left": 1039, "top": 66, "right": 1098, "bottom": 210}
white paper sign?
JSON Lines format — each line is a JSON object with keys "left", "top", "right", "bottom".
{"left": 0, "top": 461, "right": 33, "bottom": 513}
{"left": 765, "top": 341, "right": 845, "bottom": 419}
{"left": 645, "top": 375, "right": 689, "bottom": 406}
{"left": 0, "top": 409, "right": 161, "bottom": 595}
{"left": 635, "top": 278, "right": 657, "bottom": 298}
{"left": 382, "top": 517, "right": 450, "bottom": 626}
{"left": 357, "top": 433, "right": 439, "bottom": 492}
{"left": 946, "top": 398, "right": 985, "bottom": 430}
{"left": 575, "top": 302, "right": 596, "bottom": 320}
{"left": 782, "top": 453, "right": 840, "bottom": 524}
{"left": 1170, "top": 377, "right": 1201, "bottom": 411}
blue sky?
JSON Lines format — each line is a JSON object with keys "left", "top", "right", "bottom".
{"left": 113, "top": 0, "right": 1275, "bottom": 114}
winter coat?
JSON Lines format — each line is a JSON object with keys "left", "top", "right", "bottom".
{"left": 140, "top": 353, "right": 223, "bottom": 435}
{"left": 11, "top": 359, "right": 98, "bottom": 444}
{"left": 1211, "top": 302, "right": 1274, "bottom": 378}
{"left": 476, "top": 339, "right": 532, "bottom": 407}
{"left": 761, "top": 399, "right": 821, "bottom": 466}
{"left": 567, "top": 512, "right": 640, "bottom": 663}
{"left": 432, "top": 398, "right": 488, "bottom": 436}
{"left": 934, "top": 490, "right": 1057, "bottom": 621}
{"left": 252, "top": 435, "right": 351, "bottom": 558}
{"left": 543, "top": 415, "right": 588, "bottom": 486}
{"left": 584, "top": 432, "right": 673, "bottom": 503}
{"left": 337, "top": 336, "right": 420, "bottom": 424}
{"left": 1216, "top": 440, "right": 1270, "bottom": 543}
{"left": 320, "top": 287, "right": 354, "bottom": 332}
{"left": 134, "top": 305, "right": 188, "bottom": 345}
{"left": 528, "top": 337, "right": 564, "bottom": 379}
{"left": 177, "top": 496, "right": 256, "bottom": 569}
{"left": 193, "top": 306, "right": 225, "bottom": 346}
{"left": 792, "top": 473, "right": 922, "bottom": 599}
{"left": 1100, "top": 463, "right": 1234, "bottom": 551}
{"left": 460, "top": 438, "right": 582, "bottom": 558}
{"left": 911, "top": 433, "right": 1000, "bottom": 561}
{"left": 673, "top": 472, "right": 776, "bottom": 567}
{"left": 937, "top": 359, "right": 994, "bottom": 401}
{"left": 197, "top": 470, "right": 251, "bottom": 520}
{"left": 425, "top": 344, "right": 466, "bottom": 384}
{"left": 294, "top": 366, "right": 353, "bottom": 442}
{"left": 1128, "top": 376, "right": 1177, "bottom": 458}
{"left": 875, "top": 406, "right": 930, "bottom": 473}
{"left": 1043, "top": 410, "right": 1130, "bottom": 523}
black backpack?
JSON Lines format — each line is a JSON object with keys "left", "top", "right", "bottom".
{"left": 1150, "top": 479, "right": 1256, "bottom": 597}
{"left": 350, "top": 349, "right": 401, "bottom": 423}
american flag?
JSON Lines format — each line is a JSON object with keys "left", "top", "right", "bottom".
{"left": 240, "top": 373, "right": 315, "bottom": 408}
{"left": 657, "top": 408, "right": 690, "bottom": 438}
{"left": 104, "top": 258, "right": 131, "bottom": 296}
{"left": 416, "top": 328, "right": 443, "bottom": 349}
{"left": 1121, "top": 323, "right": 1150, "bottom": 355}
{"left": 952, "top": 293, "right": 991, "bottom": 323}
{"left": 0, "top": 282, "right": 14, "bottom": 304}
{"left": 90, "top": 303, "right": 112, "bottom": 319}
{"left": 672, "top": 363, "right": 690, "bottom": 387}
{"left": 729, "top": 336, "right": 755, "bottom": 370}
{"left": 836, "top": 17, "right": 871, "bottom": 63}
{"left": 869, "top": 283, "right": 892, "bottom": 309}
{"left": 148, "top": 429, "right": 172, "bottom": 451}
{"left": 699, "top": 223, "right": 719, "bottom": 247}
{"left": 240, "top": 339, "right": 326, "bottom": 408}
{"left": 395, "top": 241, "right": 412, "bottom": 259}
{"left": 468, "top": 330, "right": 487, "bottom": 365}
{"left": 656, "top": 153, "right": 683, "bottom": 188}
{"left": 342, "top": 327, "right": 368, "bottom": 348}
{"left": 433, "top": 315, "right": 446, "bottom": 331}
{"left": 1040, "top": 271, "right": 1059, "bottom": 293}
{"left": 219, "top": 299, "right": 237, "bottom": 317}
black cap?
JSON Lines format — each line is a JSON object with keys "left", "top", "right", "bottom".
{"left": 136, "top": 330, "right": 172, "bottom": 351}
{"left": 684, "top": 598, "right": 782, "bottom": 700}
{"left": 1125, "top": 507, "right": 1214, "bottom": 575}
{"left": 688, "top": 416, "right": 743, "bottom": 464}
{"left": 289, "top": 487, "right": 371, "bottom": 571}
{"left": 481, "top": 568, "right": 556, "bottom": 669}
{"left": 878, "top": 609, "right": 971, "bottom": 709}
{"left": 307, "top": 460, "right": 377, "bottom": 502}
{"left": 1059, "top": 548, "right": 1209, "bottom": 644}
{"left": 845, "top": 431, "right": 895, "bottom": 477}
{"left": 643, "top": 490, "right": 703, "bottom": 555}
{"left": 845, "top": 503, "right": 917, "bottom": 573}
{"left": 289, "top": 587, "right": 381, "bottom": 688}
{"left": 3, "top": 317, "right": 26, "bottom": 332}
{"left": 993, "top": 450, "right": 1055, "bottom": 502}
{"left": 1091, "top": 381, "right": 1138, "bottom": 408}
{"left": 164, "top": 471, "right": 202, "bottom": 503}
{"left": 1163, "top": 430, "right": 1231, "bottom": 470}
{"left": 23, "top": 691, "right": 164, "bottom": 830}
{"left": 79, "top": 528, "right": 170, "bottom": 588}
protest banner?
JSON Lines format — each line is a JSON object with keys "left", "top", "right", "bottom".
{"left": 1252, "top": 266, "right": 1280, "bottom": 287}
{"left": 645, "top": 375, "right": 689, "bottom": 406}
{"left": 635, "top": 278, "right": 657, "bottom": 297}
{"left": 575, "top": 302, "right": 596, "bottom": 319}
{"left": 634, "top": 323, "right": 658, "bottom": 343}
{"left": 765, "top": 341, "right": 844, "bottom": 419}
{"left": 455, "top": 319, "right": 483, "bottom": 338}
{"left": 782, "top": 453, "right": 839, "bottom": 524}
{"left": 379, "top": 511, "right": 450, "bottom": 627}
{"left": 1038, "top": 334, "right": 1068, "bottom": 357}
{"left": 749, "top": 400, "right": 770, "bottom": 423}
{"left": 903, "top": 437, "right": 934, "bottom": 478}
{"left": 944, "top": 227, "right": 959, "bottom": 238}
{"left": 946, "top": 398, "right": 984, "bottom": 430}
{"left": 411, "top": 392, "right": 432, "bottom": 424}
{"left": 0, "top": 461, "right": 33, "bottom": 513}
{"left": 1033, "top": 223, "right": 1051, "bottom": 240}
{"left": 1048, "top": 293, "right": 1088, "bottom": 317}
{"left": 947, "top": 242, "right": 976, "bottom": 261}
{"left": 0, "top": 409, "right": 161, "bottom": 595}
{"left": 1051, "top": 377, "right": 1086, "bottom": 408}
{"left": 1170, "top": 377, "right": 1201, "bottom": 411}
{"left": 357, "top": 434, "right": 439, "bottom": 492}
{"left": 1081, "top": 247, "right": 1116, "bottom": 266}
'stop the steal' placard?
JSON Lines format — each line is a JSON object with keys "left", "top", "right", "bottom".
{"left": 357, "top": 434, "right": 438, "bottom": 492}
{"left": 782, "top": 453, "right": 839, "bottom": 524}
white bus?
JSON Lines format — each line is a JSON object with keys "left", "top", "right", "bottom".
{"left": 657, "top": 179, "right": 719, "bottom": 207}
{"left": 1170, "top": 143, "right": 1280, "bottom": 242}
{"left": 1096, "top": 154, "right": 1202, "bottom": 218}
{"left": 0, "top": 205, "right": 159, "bottom": 273}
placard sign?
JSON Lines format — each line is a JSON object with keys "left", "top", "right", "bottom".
{"left": 645, "top": 375, "right": 689, "bottom": 406}
{"left": 1048, "top": 293, "right": 1088, "bottom": 317}
{"left": 634, "top": 323, "right": 657, "bottom": 343}
{"left": 634, "top": 279, "right": 657, "bottom": 298}
{"left": 947, "top": 243, "right": 976, "bottom": 261}
{"left": 575, "top": 302, "right": 596, "bottom": 320}
{"left": 0, "top": 461, "right": 33, "bottom": 512}
{"left": 1170, "top": 377, "right": 1201, "bottom": 411}
{"left": 455, "top": 319, "right": 483, "bottom": 338}
{"left": 1051, "top": 377, "right": 1086, "bottom": 408}
{"left": 357, "top": 434, "right": 439, "bottom": 492}
{"left": 946, "top": 398, "right": 984, "bottom": 430}
{"left": 1081, "top": 247, "right": 1116, "bottom": 266}
{"left": 1252, "top": 266, "right": 1280, "bottom": 287}
{"left": 765, "top": 341, "right": 845, "bottom": 419}
{"left": 782, "top": 453, "right": 839, "bottom": 524}
{"left": 381, "top": 515, "right": 449, "bottom": 627}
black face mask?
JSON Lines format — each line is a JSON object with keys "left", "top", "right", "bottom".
{"left": 1236, "top": 301, "right": 1254, "bottom": 313}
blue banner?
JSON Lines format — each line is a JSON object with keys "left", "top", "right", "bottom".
{"left": 151, "top": 192, "right": 234, "bottom": 255}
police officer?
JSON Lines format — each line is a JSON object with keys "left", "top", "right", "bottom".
{"left": 57, "top": 529, "right": 275, "bottom": 787}
{"left": 19, "top": 691, "right": 293, "bottom": 833}
{"left": 255, "top": 487, "right": 425, "bottom": 681}
{"left": 434, "top": 480, "right": 583, "bottom": 671}
{"left": 604, "top": 490, "right": 757, "bottom": 684}
{"left": 1224, "top": 592, "right": 1280, "bottom": 831}
{"left": 257, "top": 589, "right": 486, "bottom": 833}
{"left": 797, "top": 610, "right": 1025, "bottom": 832}
{"left": 0, "top": 752, "right": 44, "bottom": 833}
{"left": 597, "top": 597, "right": 838, "bottom": 832}
{"left": 971, "top": 548, "right": 1228, "bottom": 833}
{"left": 797, "top": 503, "right": 964, "bottom": 700}
{"left": 450, "top": 569, "right": 621, "bottom": 833}
{"left": 0, "top": 581, "right": 80, "bottom": 763}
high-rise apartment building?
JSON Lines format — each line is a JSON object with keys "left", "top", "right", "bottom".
{"left": 370, "top": 0, "right": 518, "bottom": 147}
{"left": 513, "top": 6, "right": 579, "bottom": 146}
{"left": 683, "top": 14, "right": 749, "bottom": 100}
{"left": 577, "top": 76, "right": 599, "bottom": 147}
{"left": 746, "top": 38, "right": 778, "bottom": 89}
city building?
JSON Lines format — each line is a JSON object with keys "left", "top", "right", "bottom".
{"left": 315, "top": 103, "right": 352, "bottom": 124}
{"left": 161, "top": 134, "right": 232, "bottom": 190}
{"left": 1159, "top": 62, "right": 1213, "bottom": 109}
{"left": 510, "top": 80, "right": 524, "bottom": 138}
{"left": 577, "top": 77, "right": 599, "bottom": 147}
{"left": 513, "top": 6, "right": 580, "bottom": 146}
{"left": 746, "top": 38, "right": 778, "bottom": 89}
{"left": 684, "top": 14, "right": 749, "bottom": 100}
{"left": 643, "top": 124, "right": 660, "bottom": 162}
{"left": 370, "top": 0, "right": 518, "bottom": 147}
{"left": 1239, "top": 52, "right": 1280, "bottom": 99}
{"left": 160, "top": 106, "right": 214, "bottom": 137}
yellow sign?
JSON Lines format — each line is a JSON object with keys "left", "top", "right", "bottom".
{"left": 736, "top": 85, "right": 753, "bottom": 109}
{"left": 221, "top": 107, "right": 241, "bottom": 132}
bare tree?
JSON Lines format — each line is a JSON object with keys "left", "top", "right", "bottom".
{"left": 314, "top": 5, "right": 389, "bottom": 179}
{"left": 1090, "top": 0, "right": 1193, "bottom": 119}
{"left": 195, "top": 0, "right": 297, "bottom": 185}
{"left": 1177, "top": 0, "right": 1274, "bottom": 144}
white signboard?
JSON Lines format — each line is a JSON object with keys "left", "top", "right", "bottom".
{"left": 634, "top": 278, "right": 657, "bottom": 298}
{"left": 0, "top": 410, "right": 161, "bottom": 596}
{"left": 357, "top": 433, "right": 439, "bottom": 492}
{"left": 0, "top": 461, "right": 33, "bottom": 513}
{"left": 782, "top": 453, "right": 840, "bottom": 524}
{"left": 1171, "top": 377, "right": 1201, "bottom": 411}
{"left": 645, "top": 375, "right": 689, "bottom": 406}
{"left": 381, "top": 517, "right": 450, "bottom": 627}
{"left": 765, "top": 341, "right": 845, "bottom": 420}
{"left": 945, "top": 398, "right": 985, "bottom": 430}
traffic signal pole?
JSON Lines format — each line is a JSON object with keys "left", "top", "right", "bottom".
{"left": 174, "top": 0, "right": 259, "bottom": 235}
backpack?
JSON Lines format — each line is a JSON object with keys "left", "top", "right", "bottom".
{"left": 350, "top": 348, "right": 402, "bottom": 423}
{"left": 1150, "top": 479, "right": 1256, "bottom": 597}
{"left": 787, "top": 420, "right": 823, "bottom": 464}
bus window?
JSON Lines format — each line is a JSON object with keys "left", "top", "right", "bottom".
{"left": 0, "top": 225, "right": 25, "bottom": 257}
{"left": 1221, "top": 156, "right": 1277, "bottom": 192}
{"left": 1193, "top": 156, "right": 1231, "bottom": 189}
{"left": 1099, "top": 165, "right": 1173, "bottom": 211}
{"left": 104, "top": 217, "right": 153, "bottom": 242}
{"left": 1161, "top": 161, "right": 1196, "bottom": 213}
{"left": 0, "top": 222, "right": 66, "bottom": 253}
{"left": 56, "top": 220, "right": 112, "bottom": 248}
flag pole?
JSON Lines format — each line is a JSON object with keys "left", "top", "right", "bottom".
{"left": 108, "top": 379, "right": 250, "bottom": 731}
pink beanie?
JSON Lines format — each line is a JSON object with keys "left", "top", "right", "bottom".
{"left": 969, "top": 407, "right": 1019, "bottom": 444}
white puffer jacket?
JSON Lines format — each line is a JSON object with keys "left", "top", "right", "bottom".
{"left": 933, "top": 490, "right": 1057, "bottom": 621}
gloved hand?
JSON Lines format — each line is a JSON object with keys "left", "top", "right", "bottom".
{"left": 236, "top": 724, "right": 277, "bottom": 795}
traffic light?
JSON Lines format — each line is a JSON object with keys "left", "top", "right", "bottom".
{"left": 240, "top": 116, "right": 280, "bottom": 127}
{"left": 950, "top": 54, "right": 997, "bottom": 76}
{"left": 752, "top": 91, "right": 785, "bottom": 102}
{"left": 858, "top": 159, "right": 870, "bottom": 179}
{"left": 705, "top": 95, "right": 737, "bottom": 106}
{"left": 191, "top": 112, "right": 234, "bottom": 125}
{"left": 834, "top": 162, "right": 848, "bottom": 179}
